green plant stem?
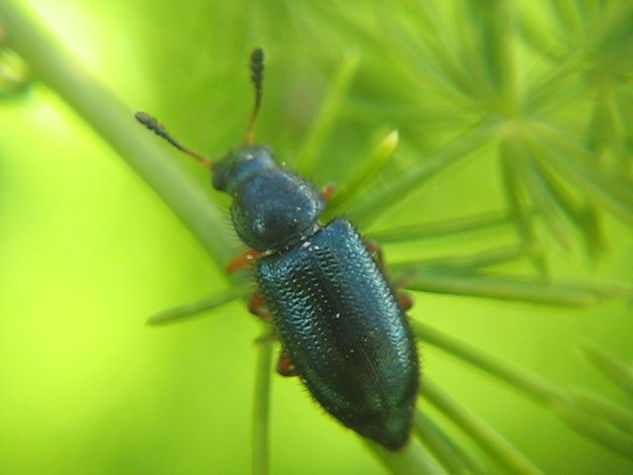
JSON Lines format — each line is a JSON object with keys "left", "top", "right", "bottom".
{"left": 350, "top": 121, "right": 495, "bottom": 228}
{"left": 146, "top": 285, "right": 253, "bottom": 325}
{"left": 414, "top": 410, "right": 485, "bottom": 474}
{"left": 0, "top": 0, "right": 236, "bottom": 268}
{"left": 253, "top": 333, "right": 273, "bottom": 475}
{"left": 365, "top": 438, "right": 445, "bottom": 475}
{"left": 421, "top": 380, "right": 543, "bottom": 475}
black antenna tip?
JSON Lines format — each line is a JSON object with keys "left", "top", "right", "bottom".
{"left": 135, "top": 111, "right": 167, "bottom": 137}
{"left": 251, "top": 48, "right": 264, "bottom": 65}
{"left": 250, "top": 48, "right": 264, "bottom": 87}
{"left": 135, "top": 111, "right": 153, "bottom": 126}
{"left": 245, "top": 48, "right": 265, "bottom": 143}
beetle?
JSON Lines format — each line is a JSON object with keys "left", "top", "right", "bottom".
{"left": 135, "top": 48, "right": 419, "bottom": 450}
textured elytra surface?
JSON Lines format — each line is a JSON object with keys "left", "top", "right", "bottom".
{"left": 257, "top": 218, "right": 419, "bottom": 449}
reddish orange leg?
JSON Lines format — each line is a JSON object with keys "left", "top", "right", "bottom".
{"left": 276, "top": 350, "right": 298, "bottom": 377}
{"left": 248, "top": 292, "right": 272, "bottom": 322}
{"left": 397, "top": 291, "right": 415, "bottom": 311}
{"left": 248, "top": 293, "right": 298, "bottom": 377}
{"left": 226, "top": 248, "right": 262, "bottom": 272}
{"left": 321, "top": 183, "right": 338, "bottom": 204}
{"left": 366, "top": 240, "right": 415, "bottom": 312}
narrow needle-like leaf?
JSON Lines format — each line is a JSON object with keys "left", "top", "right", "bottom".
{"left": 552, "top": 401, "right": 633, "bottom": 461}
{"left": 569, "top": 387, "right": 633, "bottom": 435}
{"left": 368, "top": 210, "right": 516, "bottom": 244}
{"left": 365, "top": 437, "right": 445, "bottom": 475}
{"left": 325, "top": 129, "right": 399, "bottom": 216}
{"left": 400, "top": 273, "right": 605, "bottom": 307}
{"left": 392, "top": 244, "right": 536, "bottom": 275}
{"left": 416, "top": 323, "right": 633, "bottom": 459}
{"left": 414, "top": 410, "right": 485, "bottom": 474}
{"left": 528, "top": 130, "right": 633, "bottom": 225}
{"left": 296, "top": 50, "right": 360, "bottom": 174}
{"left": 414, "top": 322, "right": 563, "bottom": 404}
{"left": 522, "top": 156, "right": 572, "bottom": 249}
{"left": 253, "top": 332, "right": 273, "bottom": 475}
{"left": 499, "top": 139, "right": 548, "bottom": 276}
{"left": 421, "top": 380, "right": 543, "bottom": 475}
{"left": 146, "top": 285, "right": 252, "bottom": 325}
{"left": 350, "top": 121, "right": 494, "bottom": 228}
{"left": 527, "top": 157, "right": 607, "bottom": 258}
{"left": 578, "top": 340, "right": 633, "bottom": 397}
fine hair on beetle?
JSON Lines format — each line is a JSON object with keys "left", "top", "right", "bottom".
{"left": 135, "top": 48, "right": 419, "bottom": 451}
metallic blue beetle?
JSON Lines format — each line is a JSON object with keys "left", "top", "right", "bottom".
{"left": 136, "top": 49, "right": 419, "bottom": 450}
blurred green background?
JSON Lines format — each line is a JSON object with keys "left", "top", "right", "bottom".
{"left": 1, "top": 1, "right": 632, "bottom": 474}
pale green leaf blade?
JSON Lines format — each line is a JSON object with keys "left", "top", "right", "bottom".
{"left": 579, "top": 340, "right": 633, "bottom": 397}
{"left": 253, "top": 334, "right": 273, "bottom": 475}
{"left": 421, "top": 380, "right": 543, "bottom": 475}
{"left": 365, "top": 437, "right": 445, "bottom": 475}
{"left": 414, "top": 410, "right": 486, "bottom": 474}
{"left": 146, "top": 285, "right": 252, "bottom": 325}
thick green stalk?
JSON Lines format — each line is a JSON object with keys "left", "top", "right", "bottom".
{"left": 252, "top": 335, "right": 273, "bottom": 475}
{"left": 0, "top": 0, "right": 236, "bottom": 267}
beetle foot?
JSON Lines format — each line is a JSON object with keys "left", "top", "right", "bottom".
{"left": 397, "top": 291, "right": 415, "bottom": 311}
{"left": 248, "top": 292, "right": 272, "bottom": 322}
{"left": 276, "top": 350, "right": 298, "bottom": 377}
{"left": 321, "top": 183, "right": 338, "bottom": 203}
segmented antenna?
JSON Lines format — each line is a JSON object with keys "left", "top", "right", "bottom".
{"left": 245, "top": 48, "right": 265, "bottom": 144}
{"left": 135, "top": 111, "right": 213, "bottom": 167}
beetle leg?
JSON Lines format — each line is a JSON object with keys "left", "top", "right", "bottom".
{"left": 365, "top": 240, "right": 415, "bottom": 311}
{"left": 276, "top": 350, "right": 298, "bottom": 377}
{"left": 321, "top": 183, "right": 338, "bottom": 203}
{"left": 397, "top": 291, "right": 415, "bottom": 311}
{"left": 248, "top": 292, "right": 272, "bottom": 322}
{"left": 226, "top": 248, "right": 263, "bottom": 272}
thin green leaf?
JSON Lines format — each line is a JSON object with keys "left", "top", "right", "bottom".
{"left": 528, "top": 129, "right": 633, "bottom": 225}
{"left": 470, "top": 0, "right": 520, "bottom": 114}
{"left": 587, "top": 87, "right": 619, "bottom": 154}
{"left": 528, "top": 157, "right": 607, "bottom": 258}
{"left": 522, "top": 155, "right": 572, "bottom": 250}
{"left": 551, "top": 0, "right": 583, "bottom": 34}
{"left": 350, "top": 121, "right": 495, "bottom": 228}
{"left": 296, "top": 50, "right": 360, "bottom": 174}
{"left": 367, "top": 210, "right": 516, "bottom": 244}
{"left": 414, "top": 410, "right": 485, "bottom": 475}
{"left": 146, "top": 285, "right": 252, "bottom": 325}
{"left": 365, "top": 438, "right": 445, "bottom": 475}
{"left": 414, "top": 322, "right": 564, "bottom": 404}
{"left": 579, "top": 340, "right": 633, "bottom": 397}
{"left": 499, "top": 138, "right": 548, "bottom": 276}
{"left": 252, "top": 333, "right": 273, "bottom": 475}
{"left": 401, "top": 272, "right": 605, "bottom": 306}
{"left": 391, "top": 244, "right": 536, "bottom": 275}
{"left": 415, "top": 323, "right": 633, "bottom": 459}
{"left": 569, "top": 387, "right": 633, "bottom": 435}
{"left": 378, "top": 1, "right": 475, "bottom": 105}
{"left": 325, "top": 129, "right": 399, "bottom": 216}
{"left": 516, "top": 10, "right": 566, "bottom": 61}
{"left": 552, "top": 401, "right": 633, "bottom": 461}
{"left": 421, "top": 380, "right": 543, "bottom": 475}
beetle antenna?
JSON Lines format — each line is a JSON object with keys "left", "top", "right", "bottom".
{"left": 135, "top": 111, "right": 213, "bottom": 167}
{"left": 245, "top": 47, "right": 264, "bottom": 144}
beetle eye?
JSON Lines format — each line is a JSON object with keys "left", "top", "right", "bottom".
{"left": 211, "top": 164, "right": 227, "bottom": 191}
